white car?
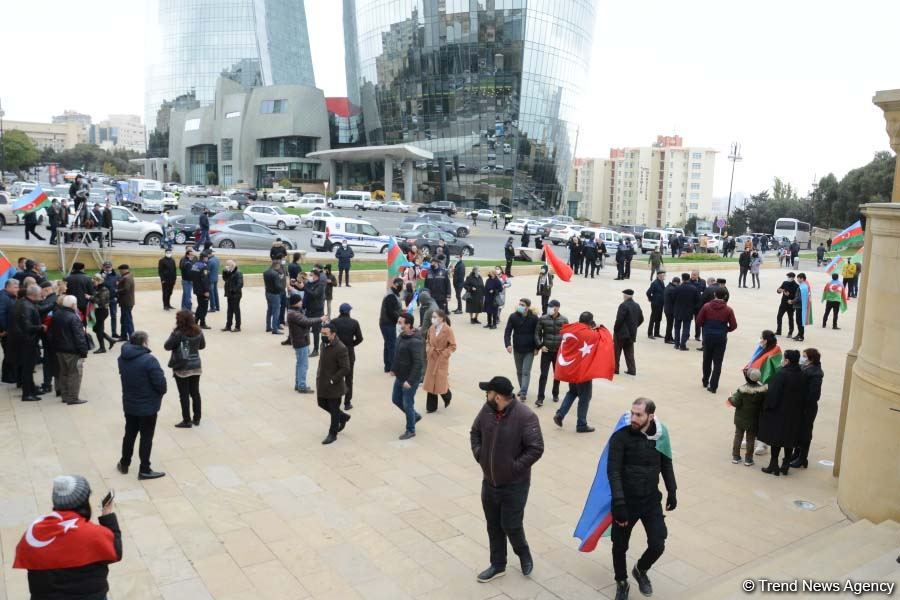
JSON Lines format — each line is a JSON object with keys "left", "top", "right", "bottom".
{"left": 184, "top": 185, "right": 208, "bottom": 197}
{"left": 379, "top": 200, "right": 410, "bottom": 213}
{"left": 504, "top": 218, "right": 542, "bottom": 235}
{"left": 108, "top": 206, "right": 164, "bottom": 245}
{"left": 207, "top": 195, "right": 238, "bottom": 210}
{"left": 301, "top": 209, "right": 336, "bottom": 227}
{"left": 284, "top": 195, "right": 327, "bottom": 209}
{"left": 268, "top": 188, "right": 300, "bottom": 202}
{"left": 548, "top": 224, "right": 584, "bottom": 245}
{"left": 467, "top": 209, "right": 495, "bottom": 221}
{"left": 162, "top": 192, "right": 179, "bottom": 209}
{"left": 243, "top": 205, "right": 301, "bottom": 230}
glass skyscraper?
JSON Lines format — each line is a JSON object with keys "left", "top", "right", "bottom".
{"left": 145, "top": 0, "right": 316, "bottom": 157}
{"left": 344, "top": 0, "right": 595, "bottom": 213}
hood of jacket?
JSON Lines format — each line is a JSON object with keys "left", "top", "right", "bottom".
{"left": 418, "top": 289, "right": 434, "bottom": 309}
{"left": 703, "top": 298, "right": 732, "bottom": 320}
{"left": 121, "top": 343, "right": 151, "bottom": 361}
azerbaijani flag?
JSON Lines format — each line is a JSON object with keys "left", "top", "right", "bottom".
{"left": 746, "top": 344, "right": 783, "bottom": 383}
{"left": 386, "top": 237, "right": 406, "bottom": 279}
{"left": 797, "top": 280, "right": 813, "bottom": 325}
{"left": 831, "top": 220, "right": 863, "bottom": 251}
{"left": 574, "top": 413, "right": 672, "bottom": 552}
{"left": 416, "top": 263, "right": 429, "bottom": 290}
{"left": 406, "top": 290, "right": 420, "bottom": 315}
{"left": 822, "top": 281, "right": 848, "bottom": 312}
{"left": 12, "top": 185, "right": 50, "bottom": 215}
{"left": 823, "top": 255, "right": 842, "bottom": 274}
{"left": 0, "top": 251, "right": 12, "bottom": 288}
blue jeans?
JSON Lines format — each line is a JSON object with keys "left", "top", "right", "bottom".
{"left": 674, "top": 318, "right": 691, "bottom": 348}
{"left": 181, "top": 280, "right": 193, "bottom": 310}
{"left": 556, "top": 381, "right": 592, "bottom": 428}
{"left": 265, "top": 293, "right": 282, "bottom": 332}
{"left": 193, "top": 229, "right": 210, "bottom": 250}
{"left": 119, "top": 306, "right": 135, "bottom": 341}
{"left": 380, "top": 323, "right": 397, "bottom": 372}
{"left": 392, "top": 377, "right": 420, "bottom": 433}
{"left": 294, "top": 346, "right": 310, "bottom": 390}
{"left": 209, "top": 280, "right": 219, "bottom": 311}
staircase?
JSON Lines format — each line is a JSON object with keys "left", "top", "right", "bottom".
{"left": 684, "top": 519, "right": 900, "bottom": 599}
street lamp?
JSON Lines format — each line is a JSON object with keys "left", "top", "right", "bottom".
{"left": 0, "top": 98, "right": 5, "bottom": 177}
{"left": 725, "top": 141, "right": 742, "bottom": 224}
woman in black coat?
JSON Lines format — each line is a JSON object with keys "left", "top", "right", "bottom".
{"left": 791, "top": 348, "right": 824, "bottom": 468}
{"left": 757, "top": 349, "right": 807, "bottom": 476}
{"left": 163, "top": 310, "right": 206, "bottom": 428}
{"left": 464, "top": 267, "right": 485, "bottom": 324}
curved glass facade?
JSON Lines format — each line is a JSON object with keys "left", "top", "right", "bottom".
{"left": 345, "top": 0, "right": 595, "bottom": 213}
{"left": 145, "top": 0, "right": 315, "bottom": 157}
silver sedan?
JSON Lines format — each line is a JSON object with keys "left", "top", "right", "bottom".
{"left": 210, "top": 222, "right": 295, "bottom": 250}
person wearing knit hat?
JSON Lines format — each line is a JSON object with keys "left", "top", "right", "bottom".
{"left": 52, "top": 474, "right": 92, "bottom": 510}
{"left": 330, "top": 303, "right": 363, "bottom": 411}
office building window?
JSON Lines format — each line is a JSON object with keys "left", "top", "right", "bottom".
{"left": 690, "top": 192, "right": 700, "bottom": 200}
{"left": 221, "top": 138, "right": 233, "bottom": 161}
{"left": 690, "top": 183, "right": 701, "bottom": 190}
{"left": 689, "top": 203, "right": 699, "bottom": 209}
{"left": 691, "top": 162, "right": 702, "bottom": 169}
{"left": 225, "top": 111, "right": 241, "bottom": 119}
{"left": 222, "top": 165, "right": 233, "bottom": 186}
{"left": 184, "top": 118, "right": 200, "bottom": 131}
{"left": 691, "top": 152, "right": 702, "bottom": 159}
{"left": 260, "top": 99, "right": 288, "bottom": 114}
{"left": 258, "top": 136, "right": 317, "bottom": 158}
{"left": 691, "top": 173, "right": 702, "bottom": 179}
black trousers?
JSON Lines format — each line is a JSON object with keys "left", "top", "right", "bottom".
{"left": 616, "top": 260, "right": 625, "bottom": 279}
{"left": 0, "top": 337, "right": 16, "bottom": 383}
{"left": 823, "top": 301, "right": 840, "bottom": 327}
{"left": 194, "top": 295, "right": 209, "bottom": 326}
{"left": 611, "top": 495, "right": 667, "bottom": 582}
{"left": 701, "top": 335, "right": 727, "bottom": 391}
{"left": 175, "top": 375, "right": 201, "bottom": 422}
{"left": 92, "top": 308, "right": 116, "bottom": 351}
{"left": 767, "top": 445, "right": 791, "bottom": 470}
{"left": 624, "top": 259, "right": 632, "bottom": 279}
{"left": 19, "top": 350, "right": 38, "bottom": 397}
{"left": 161, "top": 279, "right": 175, "bottom": 308}
{"left": 539, "top": 295, "right": 550, "bottom": 315}
{"left": 226, "top": 296, "right": 242, "bottom": 329}
{"left": 344, "top": 352, "right": 356, "bottom": 404}
{"left": 49, "top": 225, "right": 58, "bottom": 245}
{"left": 794, "top": 310, "right": 805, "bottom": 338}
{"left": 339, "top": 267, "right": 350, "bottom": 285}
{"left": 648, "top": 304, "right": 663, "bottom": 337}
{"left": 738, "top": 268, "right": 748, "bottom": 287}
{"left": 537, "top": 350, "right": 560, "bottom": 401}
{"left": 663, "top": 312, "right": 674, "bottom": 342}
{"left": 776, "top": 304, "right": 795, "bottom": 335}
{"left": 25, "top": 223, "right": 45, "bottom": 240}
{"left": 121, "top": 413, "right": 158, "bottom": 473}
{"left": 614, "top": 338, "right": 635, "bottom": 374}
{"left": 317, "top": 396, "right": 345, "bottom": 436}
{"left": 482, "top": 480, "right": 531, "bottom": 569}
{"left": 454, "top": 285, "right": 463, "bottom": 312}
{"left": 310, "top": 320, "right": 322, "bottom": 352}
{"left": 505, "top": 258, "right": 513, "bottom": 276}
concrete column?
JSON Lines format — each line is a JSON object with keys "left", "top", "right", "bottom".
{"left": 342, "top": 161, "right": 350, "bottom": 188}
{"left": 328, "top": 160, "right": 336, "bottom": 193}
{"left": 403, "top": 159, "right": 414, "bottom": 203}
{"left": 873, "top": 89, "right": 900, "bottom": 202}
{"left": 384, "top": 157, "right": 394, "bottom": 201}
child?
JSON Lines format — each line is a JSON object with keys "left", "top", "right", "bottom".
{"left": 728, "top": 368, "right": 767, "bottom": 466}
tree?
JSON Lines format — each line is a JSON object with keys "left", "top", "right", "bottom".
{"left": 206, "top": 171, "right": 218, "bottom": 185}
{"left": 1, "top": 130, "right": 40, "bottom": 173}
{"left": 102, "top": 161, "right": 119, "bottom": 176}
{"left": 683, "top": 215, "right": 698, "bottom": 235}
{"left": 170, "top": 169, "right": 181, "bottom": 183}
{"left": 278, "top": 177, "right": 292, "bottom": 188}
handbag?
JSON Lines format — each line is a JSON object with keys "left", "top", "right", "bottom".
{"left": 496, "top": 290, "right": 506, "bottom": 308}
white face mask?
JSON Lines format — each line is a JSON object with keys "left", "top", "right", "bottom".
{"left": 799, "top": 356, "right": 809, "bottom": 366}
{"left": 396, "top": 324, "right": 404, "bottom": 336}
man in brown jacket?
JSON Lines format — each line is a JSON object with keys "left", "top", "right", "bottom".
{"left": 317, "top": 322, "right": 351, "bottom": 445}
{"left": 470, "top": 376, "right": 544, "bottom": 583}
{"left": 116, "top": 265, "right": 135, "bottom": 342}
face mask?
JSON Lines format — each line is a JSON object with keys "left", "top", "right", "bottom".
{"left": 799, "top": 356, "right": 809, "bottom": 366}
{"left": 39, "top": 266, "right": 47, "bottom": 273}
{"left": 516, "top": 306, "right": 526, "bottom": 314}
{"left": 759, "top": 341, "right": 766, "bottom": 349}
{"left": 281, "top": 260, "right": 286, "bottom": 266}
{"left": 165, "top": 253, "right": 172, "bottom": 258}
{"left": 322, "top": 336, "right": 332, "bottom": 346}
{"left": 396, "top": 324, "right": 404, "bottom": 336}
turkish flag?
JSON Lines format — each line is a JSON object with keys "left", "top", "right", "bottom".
{"left": 14, "top": 511, "right": 118, "bottom": 570}
{"left": 543, "top": 242, "right": 573, "bottom": 282}
{"left": 555, "top": 322, "right": 615, "bottom": 383}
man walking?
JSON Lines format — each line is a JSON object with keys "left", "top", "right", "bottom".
{"left": 51, "top": 296, "right": 89, "bottom": 405}
{"left": 193, "top": 209, "right": 210, "bottom": 250}
{"left": 821, "top": 273, "right": 846, "bottom": 330}
{"left": 816, "top": 242, "right": 826, "bottom": 267}
{"left": 179, "top": 249, "right": 195, "bottom": 311}
{"left": 24, "top": 209, "right": 45, "bottom": 241}
{"left": 553, "top": 312, "right": 600, "bottom": 433}
{"left": 672, "top": 273, "right": 699, "bottom": 350}
{"left": 609, "top": 398, "right": 677, "bottom": 600}
{"left": 470, "top": 376, "right": 544, "bottom": 583}
{"left": 207, "top": 249, "right": 221, "bottom": 312}
{"left": 504, "top": 298, "right": 539, "bottom": 402}
{"left": 614, "top": 289, "right": 644, "bottom": 376}
{"left": 317, "top": 322, "right": 352, "bottom": 444}
{"left": 535, "top": 299, "right": 568, "bottom": 407}
{"left": 10, "top": 285, "right": 44, "bottom": 401}
{"left": 304, "top": 269, "right": 326, "bottom": 356}
{"left": 263, "top": 260, "right": 286, "bottom": 335}
{"left": 391, "top": 313, "right": 424, "bottom": 440}
{"left": 116, "top": 265, "right": 136, "bottom": 342}
{"left": 158, "top": 250, "right": 176, "bottom": 310}
{"left": 379, "top": 278, "right": 404, "bottom": 372}
{"left": 775, "top": 272, "right": 799, "bottom": 337}
{"left": 452, "top": 254, "right": 466, "bottom": 314}
{"left": 116, "top": 331, "right": 166, "bottom": 480}
{"left": 645, "top": 271, "right": 665, "bottom": 339}
{"left": 688, "top": 271, "right": 707, "bottom": 342}
{"left": 331, "top": 303, "right": 363, "bottom": 411}
{"left": 662, "top": 276, "right": 679, "bottom": 344}
{"left": 192, "top": 253, "right": 211, "bottom": 329}
{"left": 647, "top": 249, "right": 663, "bottom": 281}
{"left": 222, "top": 260, "right": 243, "bottom": 332}
{"left": 696, "top": 288, "right": 737, "bottom": 394}
{"left": 425, "top": 260, "right": 452, "bottom": 313}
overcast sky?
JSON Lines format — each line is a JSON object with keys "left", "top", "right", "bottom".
{"left": 1, "top": 0, "right": 896, "bottom": 198}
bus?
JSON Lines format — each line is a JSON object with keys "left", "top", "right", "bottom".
{"left": 774, "top": 218, "right": 811, "bottom": 249}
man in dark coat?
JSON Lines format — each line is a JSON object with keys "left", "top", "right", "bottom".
{"left": 757, "top": 349, "right": 807, "bottom": 476}
{"left": 316, "top": 322, "right": 351, "bottom": 445}
{"left": 192, "top": 253, "right": 211, "bottom": 329}
{"left": 222, "top": 260, "right": 244, "bottom": 332}
{"left": 696, "top": 288, "right": 737, "bottom": 394}
{"left": 331, "top": 303, "right": 363, "bottom": 411}
{"left": 116, "top": 265, "right": 136, "bottom": 341}
{"left": 334, "top": 241, "right": 354, "bottom": 286}
{"left": 193, "top": 209, "right": 210, "bottom": 250}
{"left": 102, "top": 201, "right": 114, "bottom": 246}
{"left": 9, "top": 285, "right": 44, "bottom": 401}
{"left": 613, "top": 290, "right": 644, "bottom": 376}
{"left": 0, "top": 279, "right": 20, "bottom": 384}
{"left": 568, "top": 236, "right": 582, "bottom": 274}
{"left": 304, "top": 269, "right": 326, "bottom": 356}
{"left": 672, "top": 273, "right": 699, "bottom": 350}
{"left": 662, "top": 277, "right": 680, "bottom": 344}
{"left": 391, "top": 313, "right": 424, "bottom": 440}
{"left": 504, "top": 237, "right": 515, "bottom": 277}
{"left": 23, "top": 210, "right": 46, "bottom": 241}
{"left": 775, "top": 272, "right": 798, "bottom": 337}
{"left": 452, "top": 255, "right": 466, "bottom": 314}
{"left": 623, "top": 242, "right": 635, "bottom": 279}
{"left": 608, "top": 398, "right": 677, "bottom": 600}
{"left": 157, "top": 250, "right": 177, "bottom": 310}
{"left": 99, "top": 261, "right": 120, "bottom": 338}
{"left": 379, "top": 278, "right": 404, "bottom": 372}
{"left": 645, "top": 271, "right": 666, "bottom": 339}
{"left": 614, "top": 242, "right": 627, "bottom": 280}
{"left": 179, "top": 249, "right": 195, "bottom": 311}
{"left": 116, "top": 332, "right": 167, "bottom": 480}
{"left": 534, "top": 299, "right": 568, "bottom": 407}
{"left": 583, "top": 238, "right": 598, "bottom": 278}
{"left": 51, "top": 296, "right": 89, "bottom": 405}
{"left": 738, "top": 249, "right": 751, "bottom": 288}
{"left": 47, "top": 199, "right": 61, "bottom": 245}
{"left": 64, "top": 262, "right": 95, "bottom": 322}
{"left": 425, "top": 260, "right": 452, "bottom": 313}
{"left": 688, "top": 271, "right": 706, "bottom": 341}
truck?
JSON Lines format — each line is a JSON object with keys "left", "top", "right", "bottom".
{"left": 126, "top": 179, "right": 164, "bottom": 213}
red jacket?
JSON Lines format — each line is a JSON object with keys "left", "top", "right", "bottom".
{"left": 696, "top": 299, "right": 737, "bottom": 336}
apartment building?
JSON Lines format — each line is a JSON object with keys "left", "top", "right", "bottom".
{"left": 569, "top": 157, "right": 610, "bottom": 222}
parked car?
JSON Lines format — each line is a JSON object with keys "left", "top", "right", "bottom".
{"left": 211, "top": 222, "right": 295, "bottom": 250}
{"left": 108, "top": 206, "right": 164, "bottom": 246}
{"left": 417, "top": 200, "right": 457, "bottom": 216}
{"left": 191, "top": 197, "right": 233, "bottom": 214}
{"left": 244, "top": 204, "right": 301, "bottom": 230}
{"left": 400, "top": 230, "right": 474, "bottom": 258}
{"left": 467, "top": 209, "right": 495, "bottom": 221}
{"left": 209, "top": 211, "right": 254, "bottom": 227}
{"left": 539, "top": 222, "right": 569, "bottom": 241}
{"left": 504, "top": 218, "right": 542, "bottom": 235}
{"left": 284, "top": 195, "right": 327, "bottom": 209}
{"left": 310, "top": 216, "right": 390, "bottom": 253}
{"left": 228, "top": 192, "right": 253, "bottom": 209}
{"left": 396, "top": 222, "right": 441, "bottom": 238}
{"left": 300, "top": 209, "right": 337, "bottom": 227}
{"left": 184, "top": 185, "right": 208, "bottom": 197}
{"left": 168, "top": 215, "right": 201, "bottom": 244}
{"left": 268, "top": 188, "right": 300, "bottom": 202}
{"left": 403, "top": 213, "right": 469, "bottom": 237}
{"left": 548, "top": 224, "right": 584, "bottom": 245}
{"left": 379, "top": 200, "right": 410, "bottom": 213}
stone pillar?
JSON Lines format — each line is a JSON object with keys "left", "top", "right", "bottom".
{"left": 384, "top": 157, "right": 394, "bottom": 201}
{"left": 342, "top": 161, "right": 350, "bottom": 188}
{"left": 328, "top": 160, "right": 336, "bottom": 193}
{"left": 873, "top": 89, "right": 900, "bottom": 202}
{"left": 403, "top": 159, "right": 414, "bottom": 203}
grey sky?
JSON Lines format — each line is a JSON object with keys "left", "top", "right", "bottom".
{"left": 0, "top": 0, "right": 896, "bottom": 199}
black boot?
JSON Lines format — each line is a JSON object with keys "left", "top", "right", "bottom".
{"left": 614, "top": 580, "right": 630, "bottom": 600}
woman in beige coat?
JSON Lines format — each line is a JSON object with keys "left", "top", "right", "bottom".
{"left": 424, "top": 309, "right": 457, "bottom": 413}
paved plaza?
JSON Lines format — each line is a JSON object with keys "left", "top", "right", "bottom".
{"left": 0, "top": 264, "right": 858, "bottom": 599}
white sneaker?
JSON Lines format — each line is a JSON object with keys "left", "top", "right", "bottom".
{"left": 754, "top": 442, "right": 768, "bottom": 456}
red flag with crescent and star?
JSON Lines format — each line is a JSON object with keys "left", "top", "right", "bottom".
{"left": 14, "top": 511, "right": 118, "bottom": 570}
{"left": 555, "top": 322, "right": 616, "bottom": 383}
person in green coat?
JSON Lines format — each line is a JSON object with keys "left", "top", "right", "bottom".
{"left": 727, "top": 368, "right": 767, "bottom": 466}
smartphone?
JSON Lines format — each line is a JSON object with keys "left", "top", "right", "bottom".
{"left": 100, "top": 490, "right": 114, "bottom": 509}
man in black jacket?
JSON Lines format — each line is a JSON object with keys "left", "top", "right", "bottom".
{"left": 738, "top": 249, "right": 752, "bottom": 288}
{"left": 331, "top": 303, "right": 363, "bottom": 410}
{"left": 263, "top": 261, "right": 286, "bottom": 334}
{"left": 64, "top": 262, "right": 95, "bottom": 323}
{"left": 775, "top": 272, "right": 798, "bottom": 337}
{"left": 424, "top": 260, "right": 451, "bottom": 313}
{"left": 379, "top": 278, "right": 404, "bottom": 372}
{"left": 10, "top": 285, "right": 45, "bottom": 401}
{"left": 102, "top": 201, "right": 114, "bottom": 246}
{"left": 614, "top": 290, "right": 644, "bottom": 376}
{"left": 158, "top": 250, "right": 177, "bottom": 310}
{"left": 645, "top": 271, "right": 666, "bottom": 339}
{"left": 504, "top": 237, "right": 515, "bottom": 277}
{"left": 470, "top": 376, "right": 544, "bottom": 583}
{"left": 24, "top": 209, "right": 46, "bottom": 241}
{"left": 608, "top": 398, "right": 677, "bottom": 600}
{"left": 317, "top": 322, "right": 351, "bottom": 445}
{"left": 193, "top": 209, "right": 210, "bottom": 250}
{"left": 192, "top": 253, "right": 211, "bottom": 329}
{"left": 47, "top": 199, "right": 61, "bottom": 245}
{"left": 503, "top": 299, "right": 539, "bottom": 402}
{"left": 688, "top": 271, "right": 707, "bottom": 342}
{"left": 222, "top": 260, "right": 244, "bottom": 332}
{"left": 534, "top": 300, "right": 568, "bottom": 407}
{"left": 304, "top": 269, "right": 326, "bottom": 356}
{"left": 452, "top": 254, "right": 466, "bottom": 314}
{"left": 179, "top": 249, "right": 195, "bottom": 311}
{"left": 672, "top": 273, "right": 699, "bottom": 350}
{"left": 391, "top": 313, "right": 424, "bottom": 440}
{"left": 117, "top": 331, "right": 167, "bottom": 480}
{"left": 51, "top": 296, "right": 89, "bottom": 405}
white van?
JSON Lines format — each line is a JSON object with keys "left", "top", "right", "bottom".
{"left": 640, "top": 229, "right": 668, "bottom": 254}
{"left": 580, "top": 227, "right": 621, "bottom": 246}
{"left": 10, "top": 181, "right": 38, "bottom": 198}
{"left": 311, "top": 216, "right": 391, "bottom": 253}
{"left": 328, "top": 190, "right": 376, "bottom": 210}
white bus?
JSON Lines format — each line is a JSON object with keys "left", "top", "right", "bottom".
{"left": 774, "top": 218, "right": 811, "bottom": 249}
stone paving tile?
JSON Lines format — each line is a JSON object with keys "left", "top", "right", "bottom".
{"left": 0, "top": 269, "right": 857, "bottom": 598}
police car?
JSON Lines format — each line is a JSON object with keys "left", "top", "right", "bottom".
{"left": 311, "top": 216, "right": 391, "bottom": 253}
